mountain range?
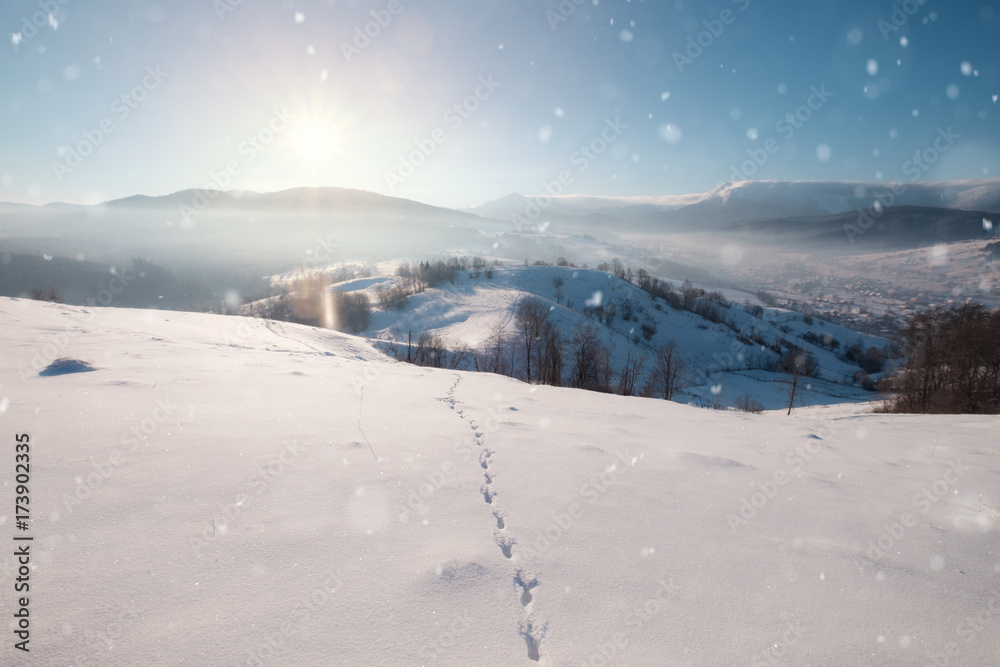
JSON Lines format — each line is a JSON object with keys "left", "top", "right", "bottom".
{"left": 468, "top": 179, "right": 1000, "bottom": 228}
{"left": 2, "top": 178, "right": 997, "bottom": 262}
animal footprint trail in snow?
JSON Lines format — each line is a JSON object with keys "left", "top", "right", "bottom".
{"left": 450, "top": 373, "right": 550, "bottom": 662}
{"left": 514, "top": 569, "right": 538, "bottom": 607}
{"left": 519, "top": 620, "right": 546, "bottom": 662}
{"left": 444, "top": 375, "right": 463, "bottom": 411}
{"left": 495, "top": 532, "right": 515, "bottom": 559}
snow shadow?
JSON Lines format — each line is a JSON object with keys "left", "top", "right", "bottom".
{"left": 39, "top": 358, "right": 97, "bottom": 377}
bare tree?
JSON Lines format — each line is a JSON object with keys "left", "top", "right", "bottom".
{"left": 484, "top": 318, "right": 509, "bottom": 376}
{"left": 645, "top": 339, "right": 688, "bottom": 401}
{"left": 682, "top": 279, "right": 698, "bottom": 310}
{"left": 617, "top": 348, "right": 647, "bottom": 396}
{"left": 568, "top": 323, "right": 612, "bottom": 392}
{"left": 552, "top": 276, "right": 565, "bottom": 305}
{"left": 414, "top": 332, "right": 445, "bottom": 367}
{"left": 375, "top": 284, "right": 409, "bottom": 310}
{"left": 735, "top": 394, "right": 765, "bottom": 414}
{"left": 514, "top": 298, "right": 551, "bottom": 382}
{"left": 780, "top": 348, "right": 807, "bottom": 415}
{"left": 448, "top": 342, "right": 472, "bottom": 370}
{"left": 595, "top": 343, "right": 615, "bottom": 393}
{"left": 536, "top": 320, "right": 564, "bottom": 386}
{"left": 603, "top": 299, "right": 616, "bottom": 326}
{"left": 334, "top": 292, "right": 372, "bottom": 333}
{"left": 620, "top": 296, "right": 634, "bottom": 321}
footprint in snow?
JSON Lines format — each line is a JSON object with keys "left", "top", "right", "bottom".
{"left": 519, "top": 621, "right": 545, "bottom": 662}
{"left": 495, "top": 533, "right": 514, "bottom": 559}
{"left": 514, "top": 570, "right": 539, "bottom": 606}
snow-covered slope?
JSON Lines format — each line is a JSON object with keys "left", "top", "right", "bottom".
{"left": 338, "top": 264, "right": 885, "bottom": 409}
{"left": 4, "top": 297, "right": 997, "bottom": 665}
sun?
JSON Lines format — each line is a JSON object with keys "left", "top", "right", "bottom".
{"left": 290, "top": 119, "right": 338, "bottom": 164}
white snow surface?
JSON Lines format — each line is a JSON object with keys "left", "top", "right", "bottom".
{"left": 2, "top": 297, "right": 999, "bottom": 666}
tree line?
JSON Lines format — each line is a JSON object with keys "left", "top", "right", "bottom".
{"left": 383, "top": 297, "right": 691, "bottom": 400}
{"left": 880, "top": 304, "right": 1000, "bottom": 414}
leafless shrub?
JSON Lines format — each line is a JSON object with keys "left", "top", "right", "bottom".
{"left": 735, "top": 395, "right": 765, "bottom": 414}
{"left": 28, "top": 286, "right": 63, "bottom": 303}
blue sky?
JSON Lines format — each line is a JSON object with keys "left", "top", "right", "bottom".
{"left": 1, "top": 0, "right": 998, "bottom": 208}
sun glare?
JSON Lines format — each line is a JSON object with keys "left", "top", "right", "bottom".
{"left": 291, "top": 119, "right": 338, "bottom": 164}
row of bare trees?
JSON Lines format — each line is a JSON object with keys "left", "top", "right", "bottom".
{"left": 509, "top": 298, "right": 690, "bottom": 398}
{"left": 389, "top": 297, "right": 690, "bottom": 400}
{"left": 382, "top": 330, "right": 473, "bottom": 369}
{"left": 242, "top": 276, "right": 372, "bottom": 334}
{"left": 881, "top": 304, "right": 1000, "bottom": 414}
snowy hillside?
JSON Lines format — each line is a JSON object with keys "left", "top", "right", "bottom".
{"left": 2, "top": 296, "right": 998, "bottom": 666}
{"left": 331, "top": 264, "right": 885, "bottom": 410}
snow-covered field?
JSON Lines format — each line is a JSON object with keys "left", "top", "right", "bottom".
{"left": 2, "top": 297, "right": 999, "bottom": 666}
